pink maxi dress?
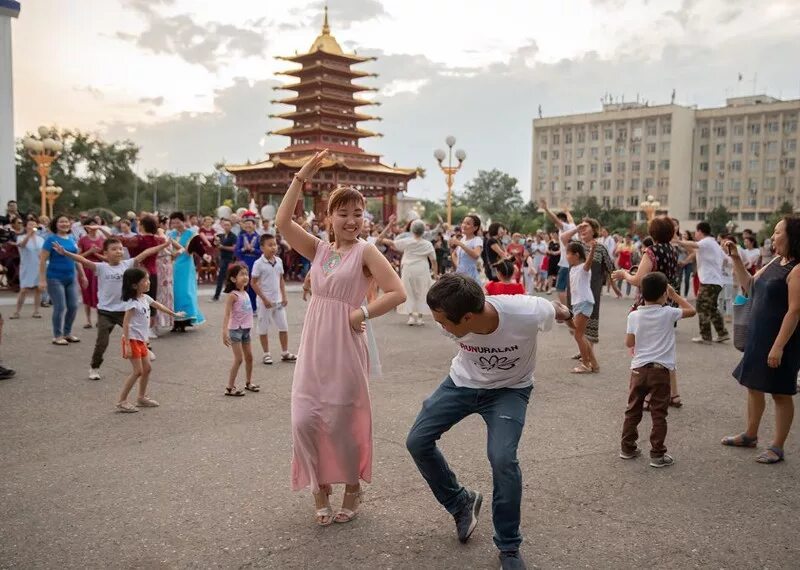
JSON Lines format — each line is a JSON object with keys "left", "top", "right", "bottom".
{"left": 291, "top": 239, "right": 372, "bottom": 491}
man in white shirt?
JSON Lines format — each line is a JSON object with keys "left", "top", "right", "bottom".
{"left": 406, "top": 273, "right": 571, "bottom": 570}
{"left": 677, "top": 222, "right": 730, "bottom": 344}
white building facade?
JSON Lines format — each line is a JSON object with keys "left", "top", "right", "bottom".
{"left": 0, "top": 1, "right": 19, "bottom": 211}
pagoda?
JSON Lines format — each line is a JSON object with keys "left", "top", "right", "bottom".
{"left": 225, "top": 7, "right": 417, "bottom": 221}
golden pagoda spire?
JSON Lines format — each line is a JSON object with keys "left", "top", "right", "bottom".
{"left": 322, "top": 3, "right": 330, "bottom": 35}
{"left": 308, "top": 2, "right": 343, "bottom": 55}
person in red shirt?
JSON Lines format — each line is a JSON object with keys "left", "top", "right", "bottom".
{"left": 77, "top": 224, "right": 106, "bottom": 328}
{"left": 485, "top": 260, "right": 526, "bottom": 296}
{"left": 505, "top": 233, "right": 526, "bottom": 283}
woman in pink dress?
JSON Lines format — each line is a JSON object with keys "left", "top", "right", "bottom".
{"left": 77, "top": 224, "right": 106, "bottom": 328}
{"left": 276, "top": 150, "right": 406, "bottom": 527}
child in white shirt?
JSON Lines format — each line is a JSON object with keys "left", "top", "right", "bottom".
{"left": 566, "top": 241, "right": 597, "bottom": 373}
{"left": 621, "top": 272, "right": 696, "bottom": 467}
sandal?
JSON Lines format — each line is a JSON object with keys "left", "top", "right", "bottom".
{"left": 9, "top": 313, "right": 19, "bottom": 320}
{"left": 755, "top": 446, "right": 784, "bottom": 464}
{"left": 32, "top": 313, "right": 42, "bottom": 319}
{"left": 245, "top": 383, "right": 260, "bottom": 392}
{"left": 571, "top": 353, "right": 582, "bottom": 360}
{"left": 52, "top": 338, "right": 69, "bottom": 346}
{"left": 224, "top": 386, "right": 245, "bottom": 397}
{"left": 314, "top": 485, "right": 334, "bottom": 526}
{"left": 262, "top": 354, "right": 273, "bottom": 365}
{"left": 570, "top": 363, "right": 593, "bottom": 374}
{"left": 281, "top": 353, "right": 298, "bottom": 362}
{"left": 83, "top": 323, "right": 93, "bottom": 329}
{"left": 334, "top": 489, "right": 362, "bottom": 524}
{"left": 669, "top": 395, "right": 683, "bottom": 408}
{"left": 721, "top": 433, "right": 758, "bottom": 448}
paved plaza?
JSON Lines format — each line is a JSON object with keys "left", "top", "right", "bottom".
{"left": 1, "top": 288, "right": 798, "bottom": 569}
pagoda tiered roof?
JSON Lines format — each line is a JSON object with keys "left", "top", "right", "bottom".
{"left": 274, "top": 78, "right": 377, "bottom": 93}
{"left": 270, "top": 108, "right": 380, "bottom": 122}
{"left": 268, "top": 125, "right": 381, "bottom": 138}
{"left": 271, "top": 93, "right": 379, "bottom": 108}
{"left": 225, "top": 155, "right": 416, "bottom": 177}
{"left": 276, "top": 63, "right": 377, "bottom": 79}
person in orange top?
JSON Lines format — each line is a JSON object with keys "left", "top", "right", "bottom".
{"left": 485, "top": 260, "right": 526, "bottom": 296}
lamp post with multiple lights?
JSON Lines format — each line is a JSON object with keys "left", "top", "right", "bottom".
{"left": 640, "top": 194, "right": 661, "bottom": 222}
{"left": 434, "top": 136, "right": 466, "bottom": 226}
{"left": 22, "top": 126, "right": 64, "bottom": 217}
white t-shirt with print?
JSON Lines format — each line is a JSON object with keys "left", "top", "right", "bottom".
{"left": 126, "top": 294, "right": 154, "bottom": 341}
{"left": 96, "top": 259, "right": 136, "bottom": 312}
{"left": 251, "top": 256, "right": 284, "bottom": 304}
{"left": 449, "top": 295, "right": 556, "bottom": 390}
{"left": 627, "top": 305, "right": 683, "bottom": 370}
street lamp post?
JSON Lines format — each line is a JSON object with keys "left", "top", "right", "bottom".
{"left": 22, "top": 126, "right": 64, "bottom": 217}
{"left": 640, "top": 194, "right": 661, "bottom": 222}
{"left": 44, "top": 179, "right": 63, "bottom": 218}
{"left": 434, "top": 136, "right": 466, "bottom": 226}
{"left": 196, "top": 174, "right": 207, "bottom": 215}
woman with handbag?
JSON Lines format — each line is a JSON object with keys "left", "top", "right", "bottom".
{"left": 720, "top": 216, "right": 800, "bottom": 464}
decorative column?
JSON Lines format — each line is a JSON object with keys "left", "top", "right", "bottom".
{"left": 0, "top": 2, "right": 20, "bottom": 210}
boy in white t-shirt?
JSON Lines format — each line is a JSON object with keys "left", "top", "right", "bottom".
{"left": 621, "top": 272, "right": 696, "bottom": 468}
{"left": 250, "top": 233, "right": 296, "bottom": 365}
{"left": 406, "top": 273, "right": 572, "bottom": 570}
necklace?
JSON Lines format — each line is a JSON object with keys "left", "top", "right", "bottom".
{"left": 323, "top": 250, "right": 342, "bottom": 275}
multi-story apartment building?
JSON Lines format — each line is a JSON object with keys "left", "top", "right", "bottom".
{"left": 531, "top": 95, "right": 800, "bottom": 229}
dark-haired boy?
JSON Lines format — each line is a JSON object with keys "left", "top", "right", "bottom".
{"left": 251, "top": 233, "right": 296, "bottom": 365}
{"left": 406, "top": 273, "right": 572, "bottom": 570}
{"left": 53, "top": 237, "right": 169, "bottom": 380}
{"left": 621, "top": 272, "right": 696, "bottom": 468}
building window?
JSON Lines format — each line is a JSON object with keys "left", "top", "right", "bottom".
{"left": 618, "top": 162, "right": 626, "bottom": 172}
{"left": 766, "top": 141, "right": 778, "bottom": 154}
{"left": 742, "top": 212, "right": 756, "bottom": 220}
{"left": 552, "top": 165, "right": 559, "bottom": 176}
{"left": 647, "top": 143, "right": 657, "bottom": 154}
{"left": 716, "top": 143, "right": 726, "bottom": 155}
{"left": 730, "top": 160, "right": 742, "bottom": 172}
{"left": 700, "top": 127, "right": 710, "bottom": 138}
{"left": 577, "top": 130, "right": 586, "bottom": 143}
{"left": 733, "top": 124, "right": 744, "bottom": 136}
{"left": 629, "top": 196, "right": 640, "bottom": 207}
{"left": 590, "top": 129, "right": 599, "bottom": 141}
{"left": 538, "top": 181, "right": 546, "bottom": 191}
{"left": 765, "top": 177, "right": 776, "bottom": 189}
{"left": 603, "top": 162, "right": 612, "bottom": 173}
{"left": 698, "top": 179, "right": 708, "bottom": 191}
{"left": 590, "top": 163, "right": 598, "bottom": 175}
{"left": 727, "top": 196, "right": 740, "bottom": 207}
{"left": 749, "top": 123, "right": 761, "bottom": 135}
{"left": 539, "top": 165, "right": 546, "bottom": 177}
{"left": 748, "top": 178, "right": 758, "bottom": 191}
{"left": 733, "top": 142, "right": 743, "bottom": 154}
{"left": 632, "top": 126, "right": 642, "bottom": 139}
{"left": 661, "top": 159, "right": 670, "bottom": 170}
{"left": 716, "top": 161, "right": 725, "bottom": 172}
{"left": 648, "top": 160, "right": 656, "bottom": 171}
{"left": 783, "top": 139, "right": 797, "bottom": 152}
{"left": 564, "top": 164, "right": 572, "bottom": 176}
{"left": 591, "top": 147, "right": 599, "bottom": 158}
{"left": 553, "top": 150, "right": 560, "bottom": 159}
{"left": 700, "top": 144, "right": 708, "bottom": 156}
{"left": 565, "top": 132, "right": 573, "bottom": 144}
{"left": 766, "top": 121, "right": 779, "bottom": 133}
{"left": 551, "top": 181, "right": 558, "bottom": 192}
{"left": 784, "top": 120, "right": 798, "bottom": 134}
{"left": 749, "top": 142, "right": 760, "bottom": 155}
{"left": 699, "top": 162, "right": 709, "bottom": 171}
{"left": 630, "top": 179, "right": 640, "bottom": 190}
{"left": 617, "top": 128, "right": 627, "bottom": 140}
{"left": 632, "top": 161, "right": 640, "bottom": 172}
{"left": 661, "top": 142, "right": 671, "bottom": 154}
{"left": 645, "top": 178, "right": 654, "bottom": 189}
{"left": 714, "top": 180, "right": 724, "bottom": 192}
{"left": 730, "top": 179, "right": 741, "bottom": 192}
{"left": 630, "top": 143, "right": 640, "bottom": 155}
{"left": 616, "top": 179, "right": 625, "bottom": 190}
{"left": 565, "top": 149, "right": 572, "bottom": 161}
{"left": 604, "top": 146, "right": 612, "bottom": 156}
{"left": 590, "top": 180, "right": 597, "bottom": 191}
{"left": 786, "top": 158, "right": 797, "bottom": 170}
{"left": 697, "top": 197, "right": 707, "bottom": 208}
{"left": 604, "top": 128, "right": 613, "bottom": 140}
{"left": 577, "top": 180, "right": 585, "bottom": 191}
{"left": 552, "top": 134, "right": 560, "bottom": 144}
{"left": 749, "top": 159, "right": 760, "bottom": 170}
{"left": 647, "top": 124, "right": 657, "bottom": 136}
{"left": 659, "top": 177, "right": 669, "bottom": 189}
{"left": 577, "top": 164, "right": 585, "bottom": 175}
{"left": 601, "top": 179, "right": 611, "bottom": 190}
{"left": 714, "top": 126, "right": 727, "bottom": 137}
{"left": 539, "top": 134, "right": 548, "bottom": 144}
{"left": 766, "top": 159, "right": 777, "bottom": 171}
{"left": 662, "top": 122, "right": 671, "bottom": 135}
{"left": 540, "top": 151, "right": 547, "bottom": 160}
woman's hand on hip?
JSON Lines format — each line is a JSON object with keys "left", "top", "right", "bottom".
{"left": 349, "top": 309, "right": 366, "bottom": 333}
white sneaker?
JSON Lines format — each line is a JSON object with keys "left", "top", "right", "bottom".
{"left": 148, "top": 350, "right": 156, "bottom": 361}
{"left": 407, "top": 315, "right": 416, "bottom": 326}
{"left": 691, "top": 337, "right": 712, "bottom": 345}
{"left": 148, "top": 327, "right": 159, "bottom": 339}
{"left": 88, "top": 368, "right": 101, "bottom": 380}
{"left": 415, "top": 315, "right": 424, "bottom": 326}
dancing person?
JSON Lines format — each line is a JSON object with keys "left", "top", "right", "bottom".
{"left": 251, "top": 233, "right": 297, "bottom": 364}
{"left": 620, "top": 274, "right": 696, "bottom": 468}
{"left": 406, "top": 273, "right": 571, "bottom": 570}
{"left": 276, "top": 150, "right": 406, "bottom": 526}
{"left": 741, "top": 236, "right": 761, "bottom": 274}
{"left": 484, "top": 222, "right": 508, "bottom": 282}
{"left": 221, "top": 264, "right": 257, "bottom": 396}
{"left": 566, "top": 241, "right": 598, "bottom": 374}
{"left": 677, "top": 222, "right": 729, "bottom": 344}
{"left": 77, "top": 223, "right": 106, "bottom": 328}
{"left": 117, "top": 268, "right": 184, "bottom": 412}
{"left": 53, "top": 236, "right": 169, "bottom": 380}
{"left": 676, "top": 231, "right": 695, "bottom": 297}
{"left": 450, "top": 215, "right": 483, "bottom": 282}
{"left": 545, "top": 232, "right": 560, "bottom": 292}
{"left": 155, "top": 216, "right": 179, "bottom": 332}
{"left": 485, "top": 259, "right": 525, "bottom": 296}
{"left": 539, "top": 200, "right": 575, "bottom": 304}
{"left": 382, "top": 219, "right": 437, "bottom": 326}
{"left": 613, "top": 216, "right": 683, "bottom": 407}
{"left": 11, "top": 219, "right": 44, "bottom": 319}
{"left": 506, "top": 233, "right": 526, "bottom": 283}
{"left": 168, "top": 212, "right": 205, "bottom": 331}
{"left": 235, "top": 212, "right": 261, "bottom": 311}
{"left": 39, "top": 215, "right": 88, "bottom": 345}
{"left": 721, "top": 217, "right": 800, "bottom": 463}
{"left": 615, "top": 235, "right": 634, "bottom": 297}
{"left": 211, "top": 218, "right": 237, "bottom": 301}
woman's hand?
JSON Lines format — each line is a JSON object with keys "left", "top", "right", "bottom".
{"left": 222, "top": 333, "right": 231, "bottom": 348}
{"left": 767, "top": 346, "right": 783, "bottom": 368}
{"left": 297, "top": 149, "right": 329, "bottom": 180}
{"left": 349, "top": 308, "right": 366, "bottom": 333}
{"left": 722, "top": 240, "right": 740, "bottom": 258}
{"left": 78, "top": 273, "right": 88, "bottom": 289}
{"left": 611, "top": 269, "right": 627, "bottom": 281}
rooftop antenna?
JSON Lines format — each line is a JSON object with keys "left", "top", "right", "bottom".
{"left": 671, "top": 88, "right": 676, "bottom": 104}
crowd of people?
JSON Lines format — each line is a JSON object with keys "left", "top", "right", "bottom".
{"left": 1, "top": 148, "right": 799, "bottom": 569}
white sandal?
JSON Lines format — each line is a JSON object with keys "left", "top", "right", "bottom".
{"left": 334, "top": 490, "right": 362, "bottom": 524}
{"left": 314, "top": 485, "right": 334, "bottom": 526}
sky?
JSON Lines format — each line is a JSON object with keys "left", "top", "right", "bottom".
{"left": 11, "top": 0, "right": 800, "bottom": 201}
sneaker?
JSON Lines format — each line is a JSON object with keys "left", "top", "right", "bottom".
{"left": 499, "top": 550, "right": 527, "bottom": 570}
{"left": 407, "top": 315, "right": 416, "bottom": 326}
{"left": 453, "top": 489, "right": 483, "bottom": 543}
{"left": 116, "top": 402, "right": 139, "bottom": 413}
{"left": 715, "top": 334, "right": 730, "bottom": 343}
{"left": 148, "top": 350, "right": 156, "bottom": 361}
{"left": 208, "top": 297, "right": 219, "bottom": 303}
{"left": 262, "top": 354, "right": 273, "bottom": 365}
{"left": 414, "top": 315, "right": 424, "bottom": 326}
{"left": 650, "top": 454, "right": 675, "bottom": 468}
{"left": 148, "top": 327, "right": 159, "bottom": 339}
{"left": 0, "top": 366, "right": 16, "bottom": 380}
{"left": 88, "top": 368, "right": 101, "bottom": 381}
{"left": 619, "top": 448, "right": 642, "bottom": 460}
{"left": 136, "top": 396, "right": 160, "bottom": 407}
{"left": 691, "top": 337, "right": 712, "bottom": 345}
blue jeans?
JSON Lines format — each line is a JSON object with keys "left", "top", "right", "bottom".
{"left": 406, "top": 376, "right": 532, "bottom": 552}
{"left": 47, "top": 276, "right": 79, "bottom": 338}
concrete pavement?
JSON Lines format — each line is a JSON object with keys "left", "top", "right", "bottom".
{"left": 0, "top": 289, "right": 797, "bottom": 569}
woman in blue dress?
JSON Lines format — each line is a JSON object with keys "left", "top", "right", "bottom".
{"left": 449, "top": 215, "right": 483, "bottom": 283}
{"left": 12, "top": 218, "right": 45, "bottom": 319}
{"left": 167, "top": 211, "right": 205, "bottom": 332}
{"left": 721, "top": 216, "right": 800, "bottom": 464}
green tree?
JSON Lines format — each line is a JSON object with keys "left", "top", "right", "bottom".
{"left": 705, "top": 205, "right": 733, "bottom": 235}
{"left": 758, "top": 201, "right": 795, "bottom": 242}
{"left": 460, "top": 169, "right": 523, "bottom": 219}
